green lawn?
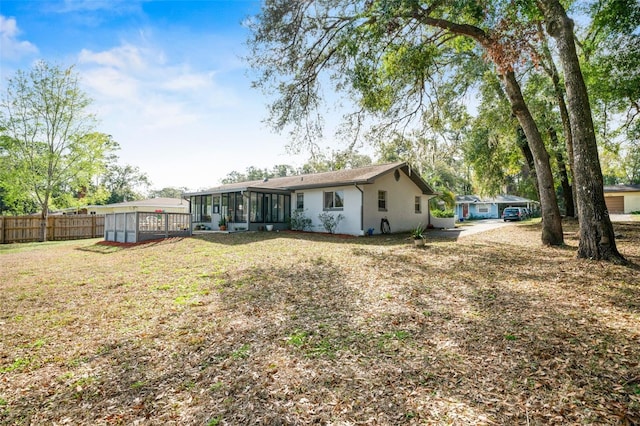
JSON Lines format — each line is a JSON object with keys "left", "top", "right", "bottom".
{"left": 1, "top": 221, "right": 639, "bottom": 424}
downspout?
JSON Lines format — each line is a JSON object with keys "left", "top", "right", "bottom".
{"left": 355, "top": 184, "right": 364, "bottom": 235}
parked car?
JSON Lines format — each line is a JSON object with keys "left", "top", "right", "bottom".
{"left": 502, "top": 207, "right": 525, "bottom": 221}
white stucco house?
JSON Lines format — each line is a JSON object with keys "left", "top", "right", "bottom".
{"left": 184, "top": 162, "right": 437, "bottom": 235}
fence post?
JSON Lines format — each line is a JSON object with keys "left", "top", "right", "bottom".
{"left": 164, "top": 213, "right": 169, "bottom": 238}
{"left": 0, "top": 217, "right": 4, "bottom": 244}
{"left": 48, "top": 216, "right": 54, "bottom": 241}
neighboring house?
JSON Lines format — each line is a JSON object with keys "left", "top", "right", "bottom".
{"left": 455, "top": 194, "right": 539, "bottom": 220}
{"left": 85, "top": 197, "right": 190, "bottom": 215}
{"left": 603, "top": 184, "right": 640, "bottom": 213}
{"left": 184, "top": 162, "right": 437, "bottom": 235}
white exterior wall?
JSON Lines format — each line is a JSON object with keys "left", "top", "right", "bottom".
{"left": 293, "top": 186, "right": 363, "bottom": 235}
{"left": 624, "top": 192, "right": 640, "bottom": 213}
{"left": 291, "top": 171, "right": 432, "bottom": 236}
{"left": 362, "top": 172, "right": 430, "bottom": 234}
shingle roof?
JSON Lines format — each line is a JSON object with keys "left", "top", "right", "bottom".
{"left": 90, "top": 198, "right": 189, "bottom": 208}
{"left": 186, "top": 162, "right": 436, "bottom": 195}
{"left": 603, "top": 184, "right": 640, "bottom": 193}
{"left": 455, "top": 194, "right": 538, "bottom": 204}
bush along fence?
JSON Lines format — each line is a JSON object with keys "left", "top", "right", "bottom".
{"left": 0, "top": 214, "right": 105, "bottom": 244}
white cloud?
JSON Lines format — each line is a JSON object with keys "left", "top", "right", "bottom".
{"left": 81, "top": 66, "right": 140, "bottom": 99}
{"left": 0, "top": 16, "right": 38, "bottom": 60}
{"left": 78, "top": 44, "right": 152, "bottom": 70}
{"left": 163, "top": 72, "right": 215, "bottom": 91}
{"left": 58, "top": 0, "right": 143, "bottom": 14}
{"left": 78, "top": 42, "right": 239, "bottom": 120}
{"left": 74, "top": 40, "right": 263, "bottom": 189}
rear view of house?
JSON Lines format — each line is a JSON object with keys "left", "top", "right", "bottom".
{"left": 185, "top": 162, "right": 437, "bottom": 236}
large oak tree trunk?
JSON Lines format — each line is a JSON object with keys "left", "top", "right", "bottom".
{"left": 418, "top": 15, "right": 563, "bottom": 245}
{"left": 550, "top": 70, "right": 578, "bottom": 217}
{"left": 516, "top": 126, "right": 540, "bottom": 201}
{"left": 502, "top": 71, "right": 564, "bottom": 246}
{"left": 538, "top": 0, "right": 624, "bottom": 263}
{"left": 539, "top": 28, "right": 578, "bottom": 217}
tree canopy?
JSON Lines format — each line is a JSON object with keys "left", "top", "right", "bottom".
{"left": 247, "top": 0, "right": 630, "bottom": 261}
{"left": 0, "top": 62, "right": 118, "bottom": 239}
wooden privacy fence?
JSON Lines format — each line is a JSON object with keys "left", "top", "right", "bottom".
{"left": 0, "top": 215, "right": 105, "bottom": 244}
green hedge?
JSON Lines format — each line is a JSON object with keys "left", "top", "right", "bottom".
{"left": 431, "top": 209, "right": 455, "bottom": 218}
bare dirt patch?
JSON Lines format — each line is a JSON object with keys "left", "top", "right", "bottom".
{"left": 1, "top": 221, "right": 639, "bottom": 425}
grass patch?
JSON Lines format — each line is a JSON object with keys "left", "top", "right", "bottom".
{"left": 206, "top": 416, "right": 222, "bottom": 426}
{"left": 231, "top": 344, "right": 251, "bottom": 360}
{"left": 0, "top": 357, "right": 32, "bottom": 373}
{"left": 286, "top": 330, "right": 309, "bottom": 347}
{"left": 0, "top": 238, "right": 101, "bottom": 254}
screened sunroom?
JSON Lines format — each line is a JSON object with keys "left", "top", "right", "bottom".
{"left": 188, "top": 188, "right": 291, "bottom": 232}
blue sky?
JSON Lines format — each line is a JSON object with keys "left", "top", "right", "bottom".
{"left": 0, "top": 0, "right": 321, "bottom": 191}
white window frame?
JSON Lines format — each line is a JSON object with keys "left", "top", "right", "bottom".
{"left": 323, "top": 190, "right": 344, "bottom": 210}
{"left": 296, "top": 193, "right": 304, "bottom": 211}
{"left": 378, "top": 190, "right": 387, "bottom": 211}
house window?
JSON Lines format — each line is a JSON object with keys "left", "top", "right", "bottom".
{"left": 221, "top": 193, "right": 229, "bottom": 220}
{"left": 234, "top": 192, "right": 246, "bottom": 222}
{"left": 213, "top": 195, "right": 220, "bottom": 214}
{"left": 324, "top": 190, "right": 344, "bottom": 210}
{"left": 415, "top": 196, "right": 422, "bottom": 214}
{"left": 190, "top": 195, "right": 212, "bottom": 222}
{"left": 478, "top": 207, "right": 489, "bottom": 213}
{"left": 250, "top": 193, "right": 263, "bottom": 222}
{"left": 378, "top": 190, "right": 387, "bottom": 211}
{"left": 249, "top": 192, "right": 290, "bottom": 223}
{"left": 219, "top": 192, "right": 246, "bottom": 223}
{"left": 272, "top": 194, "right": 284, "bottom": 222}
{"left": 296, "top": 193, "right": 304, "bottom": 210}
{"left": 203, "top": 195, "right": 212, "bottom": 222}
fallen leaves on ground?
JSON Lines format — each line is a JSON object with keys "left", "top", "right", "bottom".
{"left": 0, "top": 220, "right": 639, "bottom": 425}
